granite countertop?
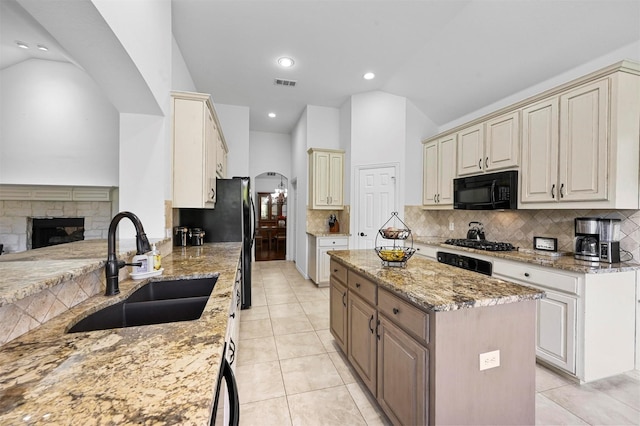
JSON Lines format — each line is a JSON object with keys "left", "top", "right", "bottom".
{"left": 328, "top": 249, "right": 544, "bottom": 312}
{"left": 0, "top": 242, "right": 241, "bottom": 425}
{"left": 414, "top": 237, "right": 640, "bottom": 274}
{"left": 306, "top": 232, "right": 351, "bottom": 237}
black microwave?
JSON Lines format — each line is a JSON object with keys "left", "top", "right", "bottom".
{"left": 453, "top": 170, "right": 518, "bottom": 210}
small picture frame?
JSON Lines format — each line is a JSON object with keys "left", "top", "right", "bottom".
{"left": 533, "top": 236, "right": 558, "bottom": 252}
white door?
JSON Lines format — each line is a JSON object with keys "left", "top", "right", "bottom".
{"left": 356, "top": 166, "right": 397, "bottom": 250}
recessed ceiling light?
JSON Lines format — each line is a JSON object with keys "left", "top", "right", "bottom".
{"left": 268, "top": 112, "right": 276, "bottom": 118}
{"left": 363, "top": 72, "right": 375, "bottom": 80}
{"left": 277, "top": 57, "right": 295, "bottom": 68}
{"left": 16, "top": 41, "right": 29, "bottom": 49}
{"left": 37, "top": 44, "right": 48, "bottom": 51}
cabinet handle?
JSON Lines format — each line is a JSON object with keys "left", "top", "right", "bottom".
{"left": 551, "top": 184, "right": 556, "bottom": 199}
{"left": 560, "top": 183, "right": 565, "bottom": 198}
{"left": 478, "top": 159, "right": 482, "bottom": 169}
{"left": 436, "top": 194, "right": 440, "bottom": 203}
{"left": 376, "top": 319, "right": 380, "bottom": 340}
{"left": 230, "top": 312, "right": 236, "bottom": 319}
{"left": 356, "top": 283, "right": 361, "bottom": 288}
{"left": 333, "top": 268, "right": 338, "bottom": 273}
{"left": 392, "top": 307, "right": 400, "bottom": 315}
{"left": 485, "top": 157, "right": 488, "bottom": 169}
{"left": 342, "top": 292, "right": 346, "bottom": 307}
{"left": 369, "top": 315, "right": 374, "bottom": 333}
{"left": 524, "top": 272, "right": 530, "bottom": 277}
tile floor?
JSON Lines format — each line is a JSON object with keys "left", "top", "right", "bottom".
{"left": 236, "top": 260, "right": 640, "bottom": 425}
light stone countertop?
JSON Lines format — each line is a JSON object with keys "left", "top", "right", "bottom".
{"left": 0, "top": 242, "right": 241, "bottom": 425}
{"left": 414, "top": 237, "right": 640, "bottom": 274}
{"left": 328, "top": 249, "right": 544, "bottom": 312}
{"left": 306, "top": 232, "right": 351, "bottom": 237}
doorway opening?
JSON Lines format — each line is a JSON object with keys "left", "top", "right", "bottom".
{"left": 254, "top": 172, "right": 288, "bottom": 261}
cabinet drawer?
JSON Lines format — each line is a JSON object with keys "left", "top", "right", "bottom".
{"left": 378, "top": 289, "right": 429, "bottom": 344}
{"left": 493, "top": 261, "right": 579, "bottom": 295}
{"left": 414, "top": 243, "right": 437, "bottom": 259}
{"left": 330, "top": 259, "right": 348, "bottom": 284}
{"left": 318, "top": 237, "right": 348, "bottom": 247}
{"left": 348, "top": 270, "right": 377, "bottom": 305}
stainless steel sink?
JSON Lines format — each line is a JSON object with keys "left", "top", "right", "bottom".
{"left": 67, "top": 275, "right": 218, "bottom": 333}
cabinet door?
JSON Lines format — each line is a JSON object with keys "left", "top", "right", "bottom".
{"left": 205, "top": 109, "right": 217, "bottom": 206}
{"left": 377, "top": 315, "right": 428, "bottom": 426}
{"left": 328, "top": 153, "right": 344, "bottom": 206}
{"left": 348, "top": 293, "right": 377, "bottom": 395}
{"left": 559, "top": 79, "right": 609, "bottom": 202}
{"left": 318, "top": 247, "right": 331, "bottom": 283}
{"left": 329, "top": 278, "right": 348, "bottom": 353}
{"left": 313, "top": 151, "right": 331, "bottom": 207}
{"left": 457, "top": 124, "right": 484, "bottom": 176}
{"left": 536, "top": 289, "right": 577, "bottom": 374}
{"left": 422, "top": 141, "right": 438, "bottom": 205}
{"left": 521, "top": 98, "right": 559, "bottom": 203}
{"left": 438, "top": 135, "right": 457, "bottom": 205}
{"left": 485, "top": 110, "right": 519, "bottom": 171}
{"left": 173, "top": 97, "right": 207, "bottom": 208}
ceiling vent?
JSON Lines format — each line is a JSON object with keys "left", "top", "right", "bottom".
{"left": 274, "top": 78, "right": 297, "bottom": 87}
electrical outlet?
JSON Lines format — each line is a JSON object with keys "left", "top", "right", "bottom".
{"left": 449, "top": 222, "right": 455, "bottom": 231}
{"left": 479, "top": 350, "right": 500, "bottom": 371}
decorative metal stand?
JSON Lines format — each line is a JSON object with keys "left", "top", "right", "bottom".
{"left": 374, "top": 212, "right": 415, "bottom": 268}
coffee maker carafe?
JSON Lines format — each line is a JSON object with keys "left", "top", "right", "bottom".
{"left": 598, "top": 218, "right": 621, "bottom": 263}
{"left": 574, "top": 217, "right": 600, "bottom": 262}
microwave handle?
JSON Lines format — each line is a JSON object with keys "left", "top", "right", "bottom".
{"left": 490, "top": 180, "right": 496, "bottom": 208}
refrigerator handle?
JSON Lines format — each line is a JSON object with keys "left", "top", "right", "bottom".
{"left": 250, "top": 196, "right": 257, "bottom": 248}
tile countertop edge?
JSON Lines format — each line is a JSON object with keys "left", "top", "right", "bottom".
{"left": 328, "top": 249, "right": 544, "bottom": 312}
{"left": 413, "top": 237, "right": 640, "bottom": 274}
{"left": 0, "top": 242, "right": 241, "bottom": 426}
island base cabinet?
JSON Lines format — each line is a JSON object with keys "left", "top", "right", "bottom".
{"left": 377, "top": 315, "right": 428, "bottom": 426}
{"left": 348, "top": 293, "right": 377, "bottom": 396}
{"left": 431, "top": 301, "right": 536, "bottom": 425}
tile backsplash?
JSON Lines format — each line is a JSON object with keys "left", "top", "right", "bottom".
{"left": 307, "top": 207, "right": 350, "bottom": 234}
{"left": 404, "top": 206, "right": 640, "bottom": 262}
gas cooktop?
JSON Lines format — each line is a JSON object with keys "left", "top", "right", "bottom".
{"left": 444, "top": 239, "right": 516, "bottom": 252}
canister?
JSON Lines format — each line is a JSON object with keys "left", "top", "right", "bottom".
{"left": 174, "top": 226, "right": 188, "bottom": 246}
{"left": 190, "top": 228, "right": 205, "bottom": 246}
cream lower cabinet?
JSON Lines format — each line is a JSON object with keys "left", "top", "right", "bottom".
{"left": 309, "top": 235, "right": 348, "bottom": 286}
{"left": 308, "top": 148, "right": 344, "bottom": 209}
{"left": 172, "top": 91, "right": 219, "bottom": 208}
{"left": 422, "top": 135, "right": 456, "bottom": 207}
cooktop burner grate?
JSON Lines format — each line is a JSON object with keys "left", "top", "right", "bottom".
{"left": 444, "top": 239, "right": 516, "bottom": 252}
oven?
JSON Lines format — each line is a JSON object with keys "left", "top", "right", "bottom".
{"left": 453, "top": 170, "right": 518, "bottom": 210}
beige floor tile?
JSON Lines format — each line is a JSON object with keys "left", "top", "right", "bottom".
{"left": 237, "top": 336, "right": 278, "bottom": 366}
{"left": 316, "top": 329, "right": 339, "bottom": 353}
{"left": 328, "top": 350, "right": 359, "bottom": 385}
{"left": 266, "top": 292, "right": 300, "bottom": 305}
{"left": 251, "top": 289, "right": 267, "bottom": 307}
{"left": 293, "top": 289, "right": 328, "bottom": 302}
{"left": 235, "top": 360, "right": 286, "bottom": 404}
{"left": 269, "top": 302, "right": 305, "bottom": 319}
{"left": 287, "top": 386, "right": 367, "bottom": 426}
{"left": 543, "top": 383, "right": 640, "bottom": 425}
{"left": 240, "top": 396, "right": 292, "bottom": 426}
{"left": 306, "top": 313, "right": 329, "bottom": 331}
{"left": 346, "top": 382, "right": 391, "bottom": 426}
{"left": 280, "top": 353, "right": 344, "bottom": 395}
{"left": 240, "top": 305, "right": 270, "bottom": 322}
{"left": 239, "top": 319, "right": 273, "bottom": 340}
{"left": 271, "top": 316, "right": 315, "bottom": 335}
{"left": 587, "top": 373, "right": 640, "bottom": 410}
{"left": 275, "top": 331, "right": 326, "bottom": 360}
{"left": 300, "top": 300, "right": 330, "bottom": 316}
{"left": 536, "top": 363, "right": 573, "bottom": 392}
{"left": 535, "top": 394, "right": 588, "bottom": 425}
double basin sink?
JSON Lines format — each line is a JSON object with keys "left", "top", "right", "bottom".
{"left": 68, "top": 274, "right": 219, "bottom": 333}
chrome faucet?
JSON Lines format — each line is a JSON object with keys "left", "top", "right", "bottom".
{"left": 105, "top": 211, "right": 151, "bottom": 296}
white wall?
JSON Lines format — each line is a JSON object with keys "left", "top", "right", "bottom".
{"left": 340, "top": 98, "right": 353, "bottom": 204}
{"left": 171, "top": 35, "right": 197, "bottom": 92}
{"left": 292, "top": 108, "right": 308, "bottom": 275}
{"left": 249, "top": 131, "right": 292, "bottom": 180}
{"left": 405, "top": 100, "right": 438, "bottom": 205}
{"left": 0, "top": 59, "right": 119, "bottom": 186}
{"left": 217, "top": 104, "right": 251, "bottom": 178}
{"left": 306, "top": 105, "right": 340, "bottom": 149}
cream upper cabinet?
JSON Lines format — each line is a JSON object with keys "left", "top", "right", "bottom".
{"left": 308, "top": 148, "right": 344, "bottom": 209}
{"left": 422, "top": 134, "right": 456, "bottom": 207}
{"left": 172, "top": 91, "right": 218, "bottom": 208}
{"left": 457, "top": 112, "right": 519, "bottom": 176}
{"left": 521, "top": 70, "right": 639, "bottom": 209}
{"left": 456, "top": 124, "right": 484, "bottom": 176}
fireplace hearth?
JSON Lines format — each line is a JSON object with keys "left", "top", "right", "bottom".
{"left": 30, "top": 218, "right": 85, "bottom": 249}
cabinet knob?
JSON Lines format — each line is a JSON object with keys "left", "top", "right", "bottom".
{"left": 333, "top": 268, "right": 338, "bottom": 273}
{"left": 356, "top": 283, "right": 361, "bottom": 288}
{"left": 392, "top": 308, "right": 400, "bottom": 315}
{"left": 524, "top": 272, "right": 530, "bottom": 277}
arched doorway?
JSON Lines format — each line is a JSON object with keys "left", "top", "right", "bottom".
{"left": 254, "top": 172, "right": 288, "bottom": 261}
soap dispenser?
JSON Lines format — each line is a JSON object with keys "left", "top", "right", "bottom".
{"left": 150, "top": 243, "right": 161, "bottom": 271}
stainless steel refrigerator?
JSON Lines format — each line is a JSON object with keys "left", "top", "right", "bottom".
{"left": 179, "top": 177, "right": 255, "bottom": 309}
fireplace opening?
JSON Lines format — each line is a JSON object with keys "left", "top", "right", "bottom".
{"left": 31, "top": 218, "right": 85, "bottom": 249}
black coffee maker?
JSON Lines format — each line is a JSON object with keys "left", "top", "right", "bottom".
{"left": 574, "top": 217, "right": 600, "bottom": 262}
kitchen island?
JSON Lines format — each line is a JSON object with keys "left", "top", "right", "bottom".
{"left": 0, "top": 241, "right": 241, "bottom": 425}
{"left": 328, "top": 249, "right": 545, "bottom": 425}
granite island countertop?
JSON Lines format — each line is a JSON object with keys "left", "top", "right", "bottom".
{"left": 328, "top": 249, "right": 544, "bottom": 312}
{"left": 413, "top": 237, "right": 640, "bottom": 274}
{"left": 0, "top": 242, "right": 241, "bottom": 425}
